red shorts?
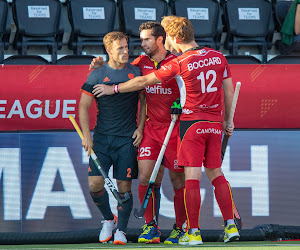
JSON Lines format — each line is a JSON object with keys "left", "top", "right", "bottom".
{"left": 178, "top": 121, "right": 223, "bottom": 168}
{"left": 138, "top": 120, "right": 183, "bottom": 172}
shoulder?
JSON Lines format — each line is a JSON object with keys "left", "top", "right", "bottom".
{"left": 86, "top": 66, "right": 106, "bottom": 85}
{"left": 131, "top": 54, "right": 150, "bottom": 66}
{"left": 127, "top": 63, "right": 142, "bottom": 76}
{"left": 165, "top": 52, "right": 178, "bottom": 61}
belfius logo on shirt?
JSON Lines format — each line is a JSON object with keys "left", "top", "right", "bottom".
{"left": 145, "top": 85, "right": 172, "bottom": 95}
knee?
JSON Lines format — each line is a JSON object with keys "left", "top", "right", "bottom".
{"left": 205, "top": 168, "right": 223, "bottom": 183}
{"left": 170, "top": 172, "right": 185, "bottom": 189}
{"left": 117, "top": 180, "right": 132, "bottom": 193}
{"left": 88, "top": 176, "right": 104, "bottom": 192}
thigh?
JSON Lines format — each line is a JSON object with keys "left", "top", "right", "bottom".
{"left": 163, "top": 123, "right": 184, "bottom": 172}
{"left": 111, "top": 136, "right": 138, "bottom": 181}
{"left": 203, "top": 123, "right": 223, "bottom": 169}
{"left": 178, "top": 120, "right": 206, "bottom": 167}
{"left": 89, "top": 134, "right": 112, "bottom": 177}
{"left": 138, "top": 122, "right": 161, "bottom": 162}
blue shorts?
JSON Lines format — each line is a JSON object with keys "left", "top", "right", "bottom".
{"left": 89, "top": 134, "right": 138, "bottom": 180}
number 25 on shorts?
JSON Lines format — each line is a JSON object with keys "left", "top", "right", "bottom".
{"left": 139, "top": 147, "right": 151, "bottom": 157}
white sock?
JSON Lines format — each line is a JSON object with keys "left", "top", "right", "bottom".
{"left": 226, "top": 219, "right": 235, "bottom": 226}
{"left": 190, "top": 228, "right": 199, "bottom": 234}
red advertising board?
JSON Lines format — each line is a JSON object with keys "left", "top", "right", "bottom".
{"left": 0, "top": 64, "right": 299, "bottom": 131}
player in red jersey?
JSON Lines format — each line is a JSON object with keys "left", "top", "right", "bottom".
{"left": 91, "top": 21, "right": 186, "bottom": 244}
{"left": 93, "top": 16, "right": 240, "bottom": 246}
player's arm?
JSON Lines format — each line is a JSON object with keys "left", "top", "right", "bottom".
{"left": 132, "top": 92, "right": 146, "bottom": 147}
{"left": 222, "top": 77, "right": 234, "bottom": 137}
{"left": 79, "top": 93, "right": 94, "bottom": 155}
{"left": 93, "top": 72, "right": 160, "bottom": 97}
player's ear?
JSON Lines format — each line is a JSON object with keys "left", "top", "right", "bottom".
{"left": 175, "top": 37, "right": 180, "bottom": 44}
{"left": 157, "top": 36, "right": 164, "bottom": 45}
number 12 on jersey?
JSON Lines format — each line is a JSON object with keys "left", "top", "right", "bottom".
{"left": 197, "top": 70, "right": 217, "bottom": 93}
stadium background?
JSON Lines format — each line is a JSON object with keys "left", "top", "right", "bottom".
{"left": 0, "top": 0, "right": 300, "bottom": 243}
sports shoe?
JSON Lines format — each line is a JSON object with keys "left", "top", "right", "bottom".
{"left": 99, "top": 214, "right": 117, "bottom": 243}
{"left": 138, "top": 221, "right": 161, "bottom": 244}
{"left": 224, "top": 223, "right": 240, "bottom": 243}
{"left": 179, "top": 229, "right": 203, "bottom": 245}
{"left": 113, "top": 229, "right": 127, "bottom": 245}
{"left": 164, "top": 224, "right": 184, "bottom": 244}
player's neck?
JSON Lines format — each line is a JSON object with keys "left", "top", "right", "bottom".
{"left": 151, "top": 48, "right": 168, "bottom": 63}
{"left": 108, "top": 60, "right": 125, "bottom": 70}
{"left": 180, "top": 41, "right": 199, "bottom": 53}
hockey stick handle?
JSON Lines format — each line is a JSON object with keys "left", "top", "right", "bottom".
{"left": 69, "top": 115, "right": 95, "bottom": 154}
{"left": 68, "top": 115, "right": 129, "bottom": 204}
{"left": 227, "top": 82, "right": 241, "bottom": 128}
{"left": 149, "top": 116, "right": 177, "bottom": 183}
{"left": 221, "top": 82, "right": 241, "bottom": 160}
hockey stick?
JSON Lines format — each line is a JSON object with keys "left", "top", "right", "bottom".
{"left": 134, "top": 116, "right": 177, "bottom": 219}
{"left": 221, "top": 82, "right": 242, "bottom": 230}
{"left": 69, "top": 115, "right": 130, "bottom": 204}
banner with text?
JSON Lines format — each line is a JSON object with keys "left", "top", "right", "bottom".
{"left": 0, "top": 130, "right": 299, "bottom": 232}
{"left": 0, "top": 64, "right": 300, "bottom": 131}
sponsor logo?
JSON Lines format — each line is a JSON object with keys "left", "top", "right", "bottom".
{"left": 144, "top": 66, "right": 153, "bottom": 69}
{"left": 145, "top": 85, "right": 172, "bottom": 95}
{"left": 103, "top": 76, "right": 110, "bottom": 82}
{"left": 196, "top": 128, "right": 222, "bottom": 135}
{"left": 187, "top": 57, "right": 221, "bottom": 71}
{"left": 161, "top": 64, "right": 172, "bottom": 71}
{"left": 198, "top": 49, "right": 206, "bottom": 54}
{"left": 199, "top": 103, "right": 219, "bottom": 109}
{"left": 182, "top": 108, "right": 193, "bottom": 114}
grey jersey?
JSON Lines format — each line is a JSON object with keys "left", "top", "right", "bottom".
{"left": 81, "top": 63, "right": 141, "bottom": 137}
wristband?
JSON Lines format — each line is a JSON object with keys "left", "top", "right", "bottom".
{"left": 112, "top": 84, "right": 119, "bottom": 94}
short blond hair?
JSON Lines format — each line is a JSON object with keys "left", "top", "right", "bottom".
{"left": 164, "top": 17, "right": 195, "bottom": 43}
{"left": 103, "top": 31, "right": 128, "bottom": 51}
{"left": 161, "top": 15, "right": 178, "bottom": 29}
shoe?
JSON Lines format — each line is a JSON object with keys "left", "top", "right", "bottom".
{"left": 138, "top": 221, "right": 161, "bottom": 244}
{"left": 179, "top": 229, "right": 203, "bottom": 245}
{"left": 224, "top": 224, "right": 240, "bottom": 243}
{"left": 164, "top": 224, "right": 184, "bottom": 244}
{"left": 99, "top": 214, "right": 117, "bottom": 243}
{"left": 113, "top": 229, "right": 127, "bottom": 245}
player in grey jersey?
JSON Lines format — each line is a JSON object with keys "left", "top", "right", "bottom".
{"left": 79, "top": 31, "right": 146, "bottom": 245}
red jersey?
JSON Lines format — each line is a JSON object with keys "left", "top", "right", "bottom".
{"left": 131, "top": 52, "right": 180, "bottom": 125}
{"left": 154, "top": 47, "right": 231, "bottom": 122}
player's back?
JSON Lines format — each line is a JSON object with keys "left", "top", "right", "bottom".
{"left": 176, "top": 47, "right": 230, "bottom": 122}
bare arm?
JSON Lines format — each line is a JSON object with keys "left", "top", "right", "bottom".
{"left": 222, "top": 77, "right": 234, "bottom": 137}
{"left": 132, "top": 92, "right": 146, "bottom": 147}
{"left": 79, "top": 93, "right": 94, "bottom": 155}
{"left": 92, "top": 72, "right": 160, "bottom": 97}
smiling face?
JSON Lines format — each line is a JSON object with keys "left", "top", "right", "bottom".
{"left": 140, "top": 29, "right": 161, "bottom": 57}
{"left": 107, "top": 38, "right": 129, "bottom": 64}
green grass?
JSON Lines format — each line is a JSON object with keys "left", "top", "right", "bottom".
{"left": 0, "top": 241, "right": 300, "bottom": 250}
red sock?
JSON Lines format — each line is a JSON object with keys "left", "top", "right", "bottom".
{"left": 174, "top": 187, "right": 186, "bottom": 230}
{"left": 212, "top": 175, "right": 234, "bottom": 221}
{"left": 138, "top": 184, "right": 155, "bottom": 224}
{"left": 184, "top": 180, "right": 200, "bottom": 229}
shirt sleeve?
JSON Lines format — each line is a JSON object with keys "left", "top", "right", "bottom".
{"left": 223, "top": 57, "right": 232, "bottom": 79}
{"left": 154, "top": 58, "right": 181, "bottom": 84}
{"left": 81, "top": 71, "right": 98, "bottom": 97}
{"left": 131, "top": 56, "right": 141, "bottom": 67}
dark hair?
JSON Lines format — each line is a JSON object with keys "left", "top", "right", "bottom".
{"left": 139, "top": 21, "right": 166, "bottom": 44}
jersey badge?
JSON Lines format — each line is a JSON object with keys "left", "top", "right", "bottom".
{"left": 128, "top": 73, "right": 134, "bottom": 79}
